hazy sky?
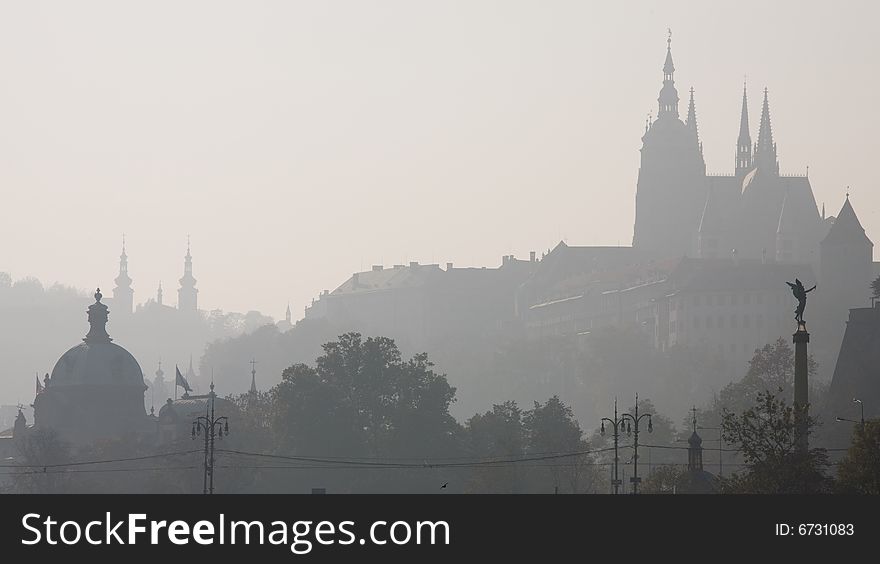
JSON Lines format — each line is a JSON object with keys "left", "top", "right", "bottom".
{"left": 1, "top": 1, "right": 877, "bottom": 317}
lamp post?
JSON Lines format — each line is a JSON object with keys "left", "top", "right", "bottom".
{"left": 192, "top": 382, "right": 229, "bottom": 495}
{"left": 621, "top": 394, "right": 653, "bottom": 494}
{"left": 600, "top": 398, "right": 626, "bottom": 495}
{"left": 836, "top": 398, "right": 866, "bottom": 432}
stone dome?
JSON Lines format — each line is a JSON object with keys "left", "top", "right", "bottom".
{"left": 49, "top": 288, "right": 146, "bottom": 389}
{"left": 51, "top": 341, "right": 145, "bottom": 388}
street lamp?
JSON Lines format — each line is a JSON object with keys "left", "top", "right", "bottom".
{"left": 620, "top": 393, "right": 652, "bottom": 494}
{"left": 192, "top": 382, "right": 229, "bottom": 495}
{"left": 600, "top": 398, "right": 626, "bottom": 495}
{"left": 836, "top": 398, "right": 866, "bottom": 432}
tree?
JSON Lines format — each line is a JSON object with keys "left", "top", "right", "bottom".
{"left": 465, "top": 401, "right": 525, "bottom": 493}
{"left": 9, "top": 428, "right": 72, "bottom": 494}
{"left": 835, "top": 420, "right": 880, "bottom": 494}
{"left": 270, "top": 333, "right": 461, "bottom": 492}
{"left": 721, "top": 391, "right": 829, "bottom": 493}
{"left": 698, "top": 338, "right": 822, "bottom": 429}
{"left": 872, "top": 274, "right": 880, "bottom": 301}
{"left": 523, "top": 396, "right": 599, "bottom": 493}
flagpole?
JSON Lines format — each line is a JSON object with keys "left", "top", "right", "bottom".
{"left": 175, "top": 364, "right": 178, "bottom": 401}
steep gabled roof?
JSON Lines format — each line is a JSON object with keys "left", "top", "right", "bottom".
{"left": 822, "top": 197, "right": 874, "bottom": 247}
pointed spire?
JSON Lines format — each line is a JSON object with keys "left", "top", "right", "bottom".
{"left": 755, "top": 87, "right": 779, "bottom": 175}
{"left": 157, "top": 281, "right": 163, "bottom": 305}
{"left": 663, "top": 28, "right": 674, "bottom": 74}
{"left": 686, "top": 87, "right": 699, "bottom": 139}
{"left": 285, "top": 303, "right": 292, "bottom": 324}
{"left": 249, "top": 358, "right": 258, "bottom": 395}
{"left": 821, "top": 203, "right": 825, "bottom": 220}
{"left": 736, "top": 82, "right": 753, "bottom": 174}
{"left": 657, "top": 29, "right": 679, "bottom": 119}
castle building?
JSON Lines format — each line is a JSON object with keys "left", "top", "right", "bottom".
{"left": 633, "top": 37, "right": 831, "bottom": 269}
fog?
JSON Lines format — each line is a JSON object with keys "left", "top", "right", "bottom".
{"left": 0, "top": 1, "right": 876, "bottom": 316}
{"left": 1, "top": 1, "right": 878, "bottom": 494}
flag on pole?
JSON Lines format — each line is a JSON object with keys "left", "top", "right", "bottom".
{"left": 35, "top": 374, "right": 44, "bottom": 395}
{"left": 175, "top": 365, "right": 193, "bottom": 393}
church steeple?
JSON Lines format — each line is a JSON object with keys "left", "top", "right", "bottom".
{"left": 157, "top": 281, "right": 163, "bottom": 306}
{"left": 178, "top": 236, "right": 198, "bottom": 313}
{"left": 249, "top": 358, "right": 258, "bottom": 395}
{"left": 113, "top": 235, "right": 134, "bottom": 315}
{"left": 285, "top": 303, "right": 292, "bottom": 324}
{"left": 736, "top": 83, "right": 753, "bottom": 175}
{"left": 657, "top": 30, "right": 680, "bottom": 120}
{"left": 754, "top": 88, "right": 779, "bottom": 175}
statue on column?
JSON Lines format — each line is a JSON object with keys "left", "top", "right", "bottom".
{"left": 786, "top": 278, "right": 816, "bottom": 325}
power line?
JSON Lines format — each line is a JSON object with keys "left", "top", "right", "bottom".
{"left": 0, "top": 449, "right": 203, "bottom": 469}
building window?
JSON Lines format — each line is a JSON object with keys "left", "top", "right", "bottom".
{"left": 730, "top": 315, "right": 737, "bottom": 328}
{"left": 730, "top": 294, "right": 737, "bottom": 306}
{"left": 743, "top": 314, "right": 750, "bottom": 328}
{"left": 717, "top": 315, "right": 724, "bottom": 329}
{"left": 694, "top": 317, "right": 700, "bottom": 329}
{"left": 694, "top": 295, "right": 701, "bottom": 307}
{"left": 756, "top": 314, "right": 764, "bottom": 328}
{"left": 744, "top": 294, "right": 750, "bottom": 305}
{"left": 706, "top": 316, "right": 713, "bottom": 329}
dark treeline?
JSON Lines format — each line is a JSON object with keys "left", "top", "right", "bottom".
{"left": 3, "top": 333, "right": 876, "bottom": 494}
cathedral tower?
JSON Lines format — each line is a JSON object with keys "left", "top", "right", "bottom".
{"left": 754, "top": 88, "right": 779, "bottom": 176}
{"left": 632, "top": 32, "right": 707, "bottom": 257}
{"left": 735, "top": 84, "right": 752, "bottom": 175}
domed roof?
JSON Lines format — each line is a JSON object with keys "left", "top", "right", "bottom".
{"left": 49, "top": 288, "right": 146, "bottom": 388}
{"left": 51, "top": 342, "right": 145, "bottom": 388}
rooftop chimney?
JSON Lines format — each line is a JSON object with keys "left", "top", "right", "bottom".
{"left": 409, "top": 261, "right": 419, "bottom": 268}
{"left": 446, "top": 262, "right": 453, "bottom": 271}
{"left": 530, "top": 251, "right": 536, "bottom": 262}
{"left": 372, "top": 265, "right": 383, "bottom": 272}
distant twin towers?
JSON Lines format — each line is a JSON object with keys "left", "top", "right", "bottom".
{"left": 111, "top": 236, "right": 198, "bottom": 315}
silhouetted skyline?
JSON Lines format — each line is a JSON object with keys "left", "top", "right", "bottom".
{"left": 1, "top": 1, "right": 877, "bottom": 317}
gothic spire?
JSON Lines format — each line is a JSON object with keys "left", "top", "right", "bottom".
{"left": 736, "top": 82, "right": 752, "bottom": 174}
{"left": 686, "top": 87, "right": 699, "bottom": 139}
{"left": 754, "top": 87, "right": 779, "bottom": 175}
{"left": 657, "top": 29, "right": 680, "bottom": 120}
